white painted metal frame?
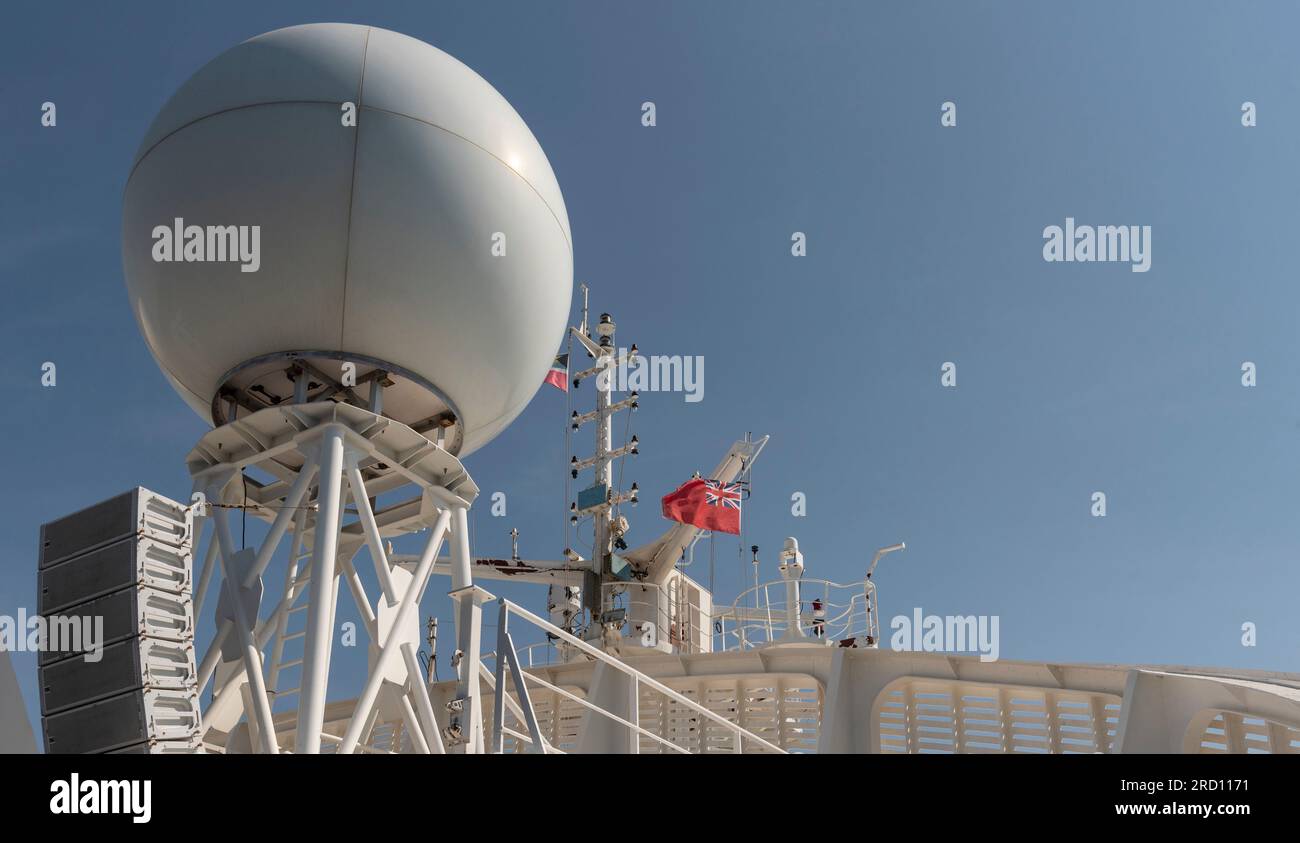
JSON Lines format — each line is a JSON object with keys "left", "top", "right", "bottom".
{"left": 188, "top": 401, "right": 479, "bottom": 754}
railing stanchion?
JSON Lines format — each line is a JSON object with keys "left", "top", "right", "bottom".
{"left": 491, "top": 600, "right": 509, "bottom": 754}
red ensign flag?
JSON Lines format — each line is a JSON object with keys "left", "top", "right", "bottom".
{"left": 660, "top": 477, "right": 742, "bottom": 535}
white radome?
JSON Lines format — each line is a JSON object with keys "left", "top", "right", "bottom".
{"left": 122, "top": 23, "right": 573, "bottom": 456}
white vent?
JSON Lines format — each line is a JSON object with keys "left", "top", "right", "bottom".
{"left": 876, "top": 679, "right": 1120, "bottom": 754}
{"left": 1193, "top": 710, "right": 1300, "bottom": 754}
{"left": 638, "top": 674, "right": 821, "bottom": 754}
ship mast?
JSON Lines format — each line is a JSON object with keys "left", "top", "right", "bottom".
{"left": 569, "top": 293, "right": 640, "bottom": 625}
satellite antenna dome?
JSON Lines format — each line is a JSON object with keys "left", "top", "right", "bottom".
{"left": 122, "top": 23, "right": 573, "bottom": 456}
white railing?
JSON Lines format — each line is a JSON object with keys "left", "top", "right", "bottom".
{"left": 714, "top": 578, "right": 877, "bottom": 651}
{"left": 591, "top": 576, "right": 879, "bottom": 655}
{"left": 487, "top": 597, "right": 787, "bottom": 754}
{"left": 483, "top": 635, "right": 619, "bottom": 669}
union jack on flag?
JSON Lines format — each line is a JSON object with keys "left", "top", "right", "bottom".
{"left": 704, "top": 480, "right": 742, "bottom": 509}
{"left": 661, "top": 476, "right": 742, "bottom": 534}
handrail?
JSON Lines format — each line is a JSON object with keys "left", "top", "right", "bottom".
{"left": 712, "top": 577, "right": 878, "bottom": 651}
{"left": 497, "top": 598, "right": 787, "bottom": 754}
{"left": 483, "top": 639, "right": 560, "bottom": 668}
{"left": 512, "top": 665, "right": 691, "bottom": 755}
{"left": 593, "top": 576, "right": 878, "bottom": 655}
{"left": 725, "top": 576, "right": 873, "bottom": 615}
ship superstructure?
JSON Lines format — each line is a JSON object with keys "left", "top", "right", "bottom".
{"left": 15, "top": 22, "right": 1300, "bottom": 757}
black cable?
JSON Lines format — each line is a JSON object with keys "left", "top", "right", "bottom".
{"left": 241, "top": 471, "right": 248, "bottom": 549}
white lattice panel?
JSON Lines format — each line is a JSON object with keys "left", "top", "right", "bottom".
{"left": 1193, "top": 710, "right": 1300, "bottom": 754}
{"left": 876, "top": 678, "right": 1120, "bottom": 754}
{"left": 637, "top": 674, "right": 821, "bottom": 754}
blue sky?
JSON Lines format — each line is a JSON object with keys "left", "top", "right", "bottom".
{"left": 2, "top": 0, "right": 1299, "bottom": 738}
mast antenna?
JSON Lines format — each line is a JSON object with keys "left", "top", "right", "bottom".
{"left": 578, "top": 283, "right": 590, "bottom": 340}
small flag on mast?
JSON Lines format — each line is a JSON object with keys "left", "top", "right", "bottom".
{"left": 544, "top": 352, "right": 569, "bottom": 392}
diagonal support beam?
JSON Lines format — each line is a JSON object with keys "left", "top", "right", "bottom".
{"left": 243, "top": 454, "right": 318, "bottom": 589}
{"left": 346, "top": 463, "right": 401, "bottom": 606}
{"left": 401, "top": 642, "right": 446, "bottom": 754}
{"left": 339, "top": 508, "right": 452, "bottom": 754}
{"left": 501, "top": 628, "right": 547, "bottom": 753}
{"left": 340, "top": 556, "right": 379, "bottom": 639}
{"left": 193, "top": 530, "right": 219, "bottom": 618}
{"left": 196, "top": 620, "right": 232, "bottom": 698}
{"left": 211, "top": 506, "right": 278, "bottom": 754}
{"left": 478, "top": 663, "right": 528, "bottom": 729}
{"left": 397, "top": 693, "right": 430, "bottom": 754}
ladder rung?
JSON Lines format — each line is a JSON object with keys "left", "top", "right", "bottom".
{"left": 283, "top": 631, "right": 305, "bottom": 641}
{"left": 289, "top": 605, "right": 308, "bottom": 614}
{"left": 278, "top": 659, "right": 303, "bottom": 669}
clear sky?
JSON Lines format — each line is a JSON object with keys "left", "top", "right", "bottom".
{"left": 2, "top": 0, "right": 1299, "bottom": 738}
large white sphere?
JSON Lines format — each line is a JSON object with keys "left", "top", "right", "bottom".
{"left": 122, "top": 23, "right": 572, "bottom": 456}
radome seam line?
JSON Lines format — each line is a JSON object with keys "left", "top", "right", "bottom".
{"left": 339, "top": 27, "right": 372, "bottom": 348}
